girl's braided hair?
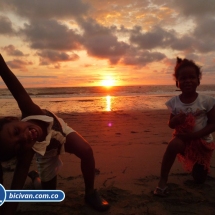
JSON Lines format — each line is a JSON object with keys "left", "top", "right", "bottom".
{"left": 174, "top": 57, "right": 202, "bottom": 87}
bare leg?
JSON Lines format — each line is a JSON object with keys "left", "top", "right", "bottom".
{"left": 64, "top": 132, "right": 109, "bottom": 211}
{"left": 64, "top": 132, "right": 95, "bottom": 194}
{"left": 158, "top": 137, "right": 186, "bottom": 189}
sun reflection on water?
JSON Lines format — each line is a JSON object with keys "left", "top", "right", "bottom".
{"left": 106, "top": 95, "right": 111, "bottom": 111}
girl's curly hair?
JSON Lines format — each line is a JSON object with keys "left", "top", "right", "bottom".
{"left": 174, "top": 57, "right": 202, "bottom": 87}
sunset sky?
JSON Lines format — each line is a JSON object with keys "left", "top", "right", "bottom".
{"left": 0, "top": 0, "right": 215, "bottom": 88}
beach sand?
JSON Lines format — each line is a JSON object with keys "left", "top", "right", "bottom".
{"left": 2, "top": 109, "right": 215, "bottom": 215}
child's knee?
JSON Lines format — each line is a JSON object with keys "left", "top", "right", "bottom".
{"left": 81, "top": 145, "right": 94, "bottom": 159}
{"left": 167, "top": 137, "right": 185, "bottom": 154}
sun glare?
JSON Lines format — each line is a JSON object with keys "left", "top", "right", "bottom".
{"left": 101, "top": 78, "right": 115, "bottom": 88}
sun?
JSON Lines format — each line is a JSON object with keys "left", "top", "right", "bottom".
{"left": 101, "top": 78, "right": 115, "bottom": 88}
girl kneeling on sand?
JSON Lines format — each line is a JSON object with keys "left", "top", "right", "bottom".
{"left": 154, "top": 57, "right": 215, "bottom": 196}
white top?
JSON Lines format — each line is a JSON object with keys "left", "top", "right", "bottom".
{"left": 166, "top": 94, "right": 215, "bottom": 143}
{"left": 22, "top": 113, "right": 74, "bottom": 156}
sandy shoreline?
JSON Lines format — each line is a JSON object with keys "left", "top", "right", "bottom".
{"left": 2, "top": 109, "right": 215, "bottom": 215}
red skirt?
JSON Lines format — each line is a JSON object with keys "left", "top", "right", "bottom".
{"left": 174, "top": 113, "right": 215, "bottom": 172}
{"left": 177, "top": 139, "right": 215, "bottom": 172}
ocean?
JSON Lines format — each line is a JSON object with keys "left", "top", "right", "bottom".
{"left": 0, "top": 85, "right": 215, "bottom": 116}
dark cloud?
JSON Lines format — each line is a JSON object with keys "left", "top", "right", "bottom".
{"left": 0, "top": 0, "right": 90, "bottom": 20}
{"left": 19, "top": 19, "right": 83, "bottom": 51}
{"left": 170, "top": 36, "right": 194, "bottom": 51}
{"left": 192, "top": 17, "right": 215, "bottom": 53}
{"left": 80, "top": 18, "right": 129, "bottom": 64}
{"left": 130, "top": 26, "right": 177, "bottom": 50}
{"left": 194, "top": 40, "right": 215, "bottom": 53}
{"left": 7, "top": 59, "right": 33, "bottom": 71}
{"left": 37, "top": 50, "right": 79, "bottom": 65}
{"left": 1, "top": 0, "right": 215, "bottom": 72}
{"left": 129, "top": 23, "right": 215, "bottom": 55}
{"left": 194, "top": 17, "right": 215, "bottom": 38}
{"left": 2, "top": 45, "right": 25, "bottom": 56}
{"left": 171, "top": 0, "right": 215, "bottom": 17}
{"left": 122, "top": 48, "right": 166, "bottom": 67}
{"left": 0, "top": 15, "right": 15, "bottom": 35}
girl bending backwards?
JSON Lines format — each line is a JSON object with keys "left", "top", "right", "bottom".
{"left": 0, "top": 54, "right": 109, "bottom": 214}
{"left": 154, "top": 57, "right": 215, "bottom": 197}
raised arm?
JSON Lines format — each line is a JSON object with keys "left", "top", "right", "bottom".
{"left": 0, "top": 54, "right": 43, "bottom": 117}
{"left": 1, "top": 148, "right": 35, "bottom": 215}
